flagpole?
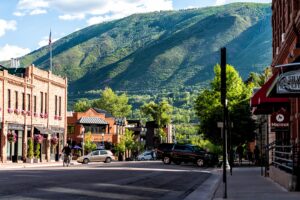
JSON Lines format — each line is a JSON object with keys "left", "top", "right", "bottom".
{"left": 49, "top": 30, "right": 52, "bottom": 72}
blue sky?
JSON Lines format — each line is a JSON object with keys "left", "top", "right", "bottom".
{"left": 0, "top": 0, "right": 271, "bottom": 61}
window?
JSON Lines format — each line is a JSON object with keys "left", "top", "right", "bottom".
{"left": 40, "top": 92, "right": 43, "bottom": 113}
{"left": 27, "top": 94, "right": 30, "bottom": 111}
{"left": 44, "top": 93, "right": 47, "bottom": 114}
{"left": 8, "top": 89, "right": 11, "bottom": 108}
{"left": 59, "top": 96, "right": 62, "bottom": 116}
{"left": 91, "top": 151, "right": 99, "bottom": 156}
{"left": 22, "top": 93, "right": 25, "bottom": 110}
{"left": 55, "top": 95, "right": 57, "bottom": 115}
{"left": 34, "top": 96, "right": 37, "bottom": 113}
{"left": 15, "top": 91, "right": 18, "bottom": 109}
{"left": 67, "top": 126, "right": 75, "bottom": 134}
{"left": 100, "top": 150, "right": 107, "bottom": 155}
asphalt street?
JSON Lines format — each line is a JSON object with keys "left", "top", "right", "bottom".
{"left": 0, "top": 161, "right": 213, "bottom": 200}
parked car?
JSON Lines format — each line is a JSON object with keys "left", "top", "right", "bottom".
{"left": 159, "top": 143, "right": 219, "bottom": 167}
{"left": 156, "top": 143, "right": 174, "bottom": 159}
{"left": 77, "top": 150, "right": 115, "bottom": 164}
{"left": 137, "top": 150, "right": 156, "bottom": 161}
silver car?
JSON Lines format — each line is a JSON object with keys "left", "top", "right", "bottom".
{"left": 77, "top": 150, "right": 115, "bottom": 164}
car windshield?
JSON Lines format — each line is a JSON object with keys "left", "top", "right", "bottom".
{"left": 193, "top": 146, "right": 205, "bottom": 152}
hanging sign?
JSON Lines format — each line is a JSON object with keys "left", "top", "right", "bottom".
{"left": 271, "top": 108, "right": 289, "bottom": 131}
{"left": 277, "top": 70, "right": 300, "bottom": 94}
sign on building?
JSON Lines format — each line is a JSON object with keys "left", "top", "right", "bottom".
{"left": 277, "top": 69, "right": 300, "bottom": 94}
{"left": 270, "top": 108, "right": 289, "bottom": 132}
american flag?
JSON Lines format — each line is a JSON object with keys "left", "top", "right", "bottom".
{"left": 49, "top": 30, "right": 52, "bottom": 45}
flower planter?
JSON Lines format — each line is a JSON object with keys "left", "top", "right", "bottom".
{"left": 26, "top": 158, "right": 34, "bottom": 164}
{"left": 34, "top": 113, "right": 38, "bottom": 117}
{"left": 22, "top": 110, "right": 26, "bottom": 115}
{"left": 14, "top": 109, "right": 20, "bottom": 115}
{"left": 8, "top": 108, "right": 14, "bottom": 113}
{"left": 33, "top": 158, "right": 40, "bottom": 163}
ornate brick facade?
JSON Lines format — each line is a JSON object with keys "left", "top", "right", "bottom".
{"left": 0, "top": 65, "right": 67, "bottom": 163}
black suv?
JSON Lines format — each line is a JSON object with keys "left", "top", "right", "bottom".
{"left": 158, "top": 143, "right": 218, "bottom": 167}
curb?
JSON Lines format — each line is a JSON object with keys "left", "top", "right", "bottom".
{"left": 0, "top": 162, "right": 80, "bottom": 169}
{"left": 184, "top": 170, "right": 222, "bottom": 200}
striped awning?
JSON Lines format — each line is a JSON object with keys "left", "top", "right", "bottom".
{"left": 78, "top": 117, "right": 108, "bottom": 125}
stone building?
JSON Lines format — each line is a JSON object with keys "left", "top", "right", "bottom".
{"left": 0, "top": 65, "right": 67, "bottom": 163}
{"left": 251, "top": 0, "right": 300, "bottom": 191}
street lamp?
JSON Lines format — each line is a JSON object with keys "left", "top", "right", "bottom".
{"left": 101, "top": 133, "right": 104, "bottom": 149}
{"left": 81, "top": 126, "right": 85, "bottom": 156}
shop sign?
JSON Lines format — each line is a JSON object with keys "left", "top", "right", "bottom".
{"left": 277, "top": 70, "right": 300, "bottom": 94}
{"left": 271, "top": 108, "right": 289, "bottom": 131}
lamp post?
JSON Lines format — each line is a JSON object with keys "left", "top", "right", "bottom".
{"left": 101, "top": 133, "right": 104, "bottom": 149}
{"left": 81, "top": 126, "right": 85, "bottom": 156}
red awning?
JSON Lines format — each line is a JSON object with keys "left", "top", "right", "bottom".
{"left": 251, "top": 72, "right": 289, "bottom": 114}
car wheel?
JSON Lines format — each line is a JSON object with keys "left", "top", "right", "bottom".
{"left": 83, "top": 158, "right": 89, "bottom": 164}
{"left": 196, "top": 158, "right": 204, "bottom": 167}
{"left": 105, "top": 157, "right": 112, "bottom": 163}
{"left": 163, "top": 156, "right": 171, "bottom": 164}
{"left": 141, "top": 158, "right": 145, "bottom": 161}
{"left": 174, "top": 160, "right": 181, "bottom": 165}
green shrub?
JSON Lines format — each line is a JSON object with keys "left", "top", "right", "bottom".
{"left": 27, "top": 139, "right": 34, "bottom": 159}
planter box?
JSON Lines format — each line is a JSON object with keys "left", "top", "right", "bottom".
{"left": 33, "top": 158, "right": 40, "bottom": 163}
{"left": 26, "top": 158, "right": 34, "bottom": 164}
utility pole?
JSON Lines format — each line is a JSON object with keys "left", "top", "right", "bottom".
{"left": 220, "top": 47, "right": 227, "bottom": 199}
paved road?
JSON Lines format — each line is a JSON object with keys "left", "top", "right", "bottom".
{"left": 0, "top": 161, "right": 213, "bottom": 200}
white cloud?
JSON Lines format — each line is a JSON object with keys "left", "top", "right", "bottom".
{"left": 85, "top": 0, "right": 173, "bottom": 25}
{"left": 38, "top": 35, "right": 58, "bottom": 48}
{"left": 0, "top": 19, "right": 17, "bottom": 37}
{"left": 15, "top": 0, "right": 173, "bottom": 23}
{"left": 59, "top": 14, "right": 85, "bottom": 21}
{"left": 13, "top": 12, "right": 25, "bottom": 17}
{"left": 29, "top": 9, "right": 47, "bottom": 15}
{"left": 15, "top": 0, "right": 49, "bottom": 16}
{"left": 0, "top": 44, "right": 30, "bottom": 61}
{"left": 215, "top": 0, "right": 226, "bottom": 6}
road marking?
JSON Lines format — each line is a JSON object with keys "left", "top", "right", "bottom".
{"left": 41, "top": 187, "right": 153, "bottom": 200}
{"left": 94, "top": 183, "right": 171, "bottom": 193}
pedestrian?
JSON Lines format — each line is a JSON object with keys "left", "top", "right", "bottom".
{"left": 254, "top": 145, "right": 260, "bottom": 165}
{"left": 246, "top": 147, "right": 253, "bottom": 165}
{"left": 236, "top": 143, "right": 243, "bottom": 166}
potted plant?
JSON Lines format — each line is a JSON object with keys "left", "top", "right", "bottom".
{"left": 7, "top": 131, "right": 17, "bottom": 143}
{"left": 51, "top": 136, "right": 58, "bottom": 146}
{"left": 26, "top": 139, "right": 34, "bottom": 163}
{"left": 34, "top": 144, "right": 40, "bottom": 163}
{"left": 34, "top": 134, "right": 43, "bottom": 163}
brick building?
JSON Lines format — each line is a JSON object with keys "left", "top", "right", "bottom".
{"left": 251, "top": 0, "right": 300, "bottom": 190}
{"left": 67, "top": 108, "right": 126, "bottom": 149}
{"left": 0, "top": 65, "right": 67, "bottom": 163}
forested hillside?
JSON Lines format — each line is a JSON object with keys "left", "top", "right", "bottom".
{"left": 1, "top": 3, "right": 272, "bottom": 103}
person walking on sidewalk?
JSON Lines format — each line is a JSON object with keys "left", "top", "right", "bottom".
{"left": 236, "top": 143, "right": 243, "bottom": 166}
{"left": 254, "top": 145, "right": 260, "bottom": 166}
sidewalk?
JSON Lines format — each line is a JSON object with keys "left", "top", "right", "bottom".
{"left": 0, "top": 161, "right": 80, "bottom": 169}
{"left": 213, "top": 167, "right": 300, "bottom": 200}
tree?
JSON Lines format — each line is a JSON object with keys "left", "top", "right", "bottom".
{"left": 73, "top": 98, "right": 91, "bottom": 112}
{"left": 140, "top": 100, "right": 173, "bottom": 140}
{"left": 195, "top": 64, "right": 256, "bottom": 145}
{"left": 93, "top": 87, "right": 132, "bottom": 117}
{"left": 115, "top": 129, "right": 136, "bottom": 159}
{"left": 84, "top": 132, "right": 97, "bottom": 154}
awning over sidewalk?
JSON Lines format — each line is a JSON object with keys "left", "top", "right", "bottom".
{"left": 35, "top": 126, "right": 53, "bottom": 135}
{"left": 251, "top": 72, "right": 289, "bottom": 114}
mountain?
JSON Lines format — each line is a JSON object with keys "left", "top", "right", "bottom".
{"left": 5, "top": 3, "right": 272, "bottom": 98}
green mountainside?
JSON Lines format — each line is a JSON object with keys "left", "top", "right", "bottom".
{"left": 5, "top": 3, "right": 272, "bottom": 100}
